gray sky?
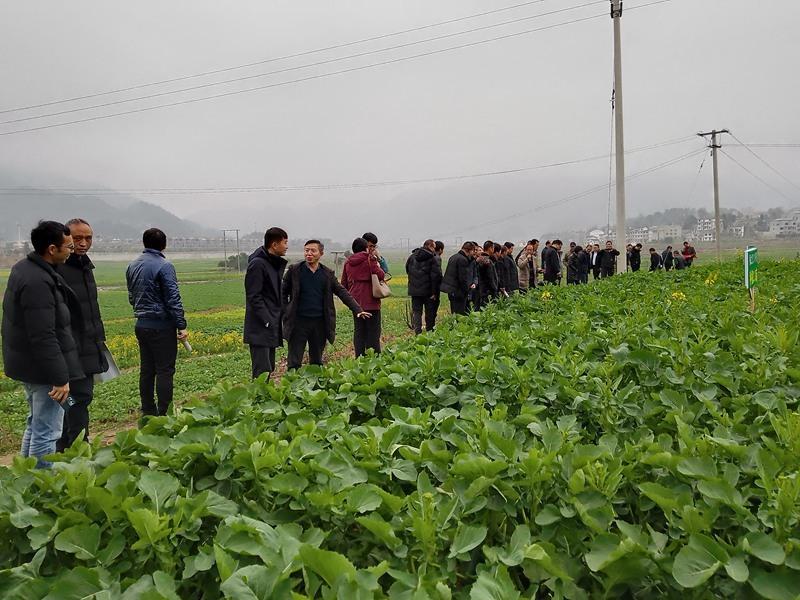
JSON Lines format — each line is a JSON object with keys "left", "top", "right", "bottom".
{"left": 1, "top": 0, "right": 798, "bottom": 243}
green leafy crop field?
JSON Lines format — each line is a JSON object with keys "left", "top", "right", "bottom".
{"left": 0, "top": 259, "right": 798, "bottom": 598}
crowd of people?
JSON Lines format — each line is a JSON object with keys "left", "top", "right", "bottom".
{"left": 1, "top": 219, "right": 699, "bottom": 468}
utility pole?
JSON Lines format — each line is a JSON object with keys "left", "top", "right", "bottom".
{"left": 697, "top": 129, "right": 729, "bottom": 263}
{"left": 222, "top": 230, "right": 227, "bottom": 272}
{"left": 611, "top": 0, "right": 627, "bottom": 272}
{"left": 221, "top": 229, "right": 242, "bottom": 272}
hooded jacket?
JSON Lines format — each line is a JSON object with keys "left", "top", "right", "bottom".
{"left": 405, "top": 247, "right": 443, "bottom": 297}
{"left": 341, "top": 251, "right": 385, "bottom": 312}
{"left": 244, "top": 246, "right": 287, "bottom": 347}
{"left": 57, "top": 253, "right": 108, "bottom": 375}
{"left": 2, "top": 253, "right": 85, "bottom": 386}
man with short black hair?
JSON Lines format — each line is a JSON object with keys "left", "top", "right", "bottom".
{"left": 440, "top": 241, "right": 476, "bottom": 315}
{"left": 2, "top": 221, "right": 82, "bottom": 468}
{"left": 630, "top": 243, "right": 643, "bottom": 272}
{"left": 244, "top": 227, "right": 289, "bottom": 379}
{"left": 362, "top": 232, "right": 390, "bottom": 276}
{"left": 673, "top": 250, "right": 688, "bottom": 270}
{"left": 503, "top": 242, "right": 519, "bottom": 294}
{"left": 283, "top": 240, "right": 369, "bottom": 368}
{"left": 590, "top": 243, "right": 602, "bottom": 280}
{"left": 662, "top": 245, "right": 674, "bottom": 271}
{"left": 406, "top": 239, "right": 443, "bottom": 334}
{"left": 649, "top": 247, "right": 663, "bottom": 271}
{"left": 542, "top": 239, "right": 563, "bottom": 284}
{"left": 55, "top": 218, "right": 108, "bottom": 450}
{"left": 682, "top": 241, "right": 697, "bottom": 267}
{"left": 599, "top": 240, "right": 621, "bottom": 278}
{"left": 126, "top": 228, "right": 188, "bottom": 416}
{"left": 476, "top": 241, "right": 499, "bottom": 308}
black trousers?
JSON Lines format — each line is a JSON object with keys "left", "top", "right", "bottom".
{"left": 411, "top": 296, "right": 438, "bottom": 334}
{"left": 354, "top": 310, "right": 381, "bottom": 357}
{"left": 601, "top": 267, "right": 615, "bottom": 278}
{"left": 543, "top": 273, "right": 559, "bottom": 285}
{"left": 287, "top": 317, "right": 326, "bottom": 369}
{"left": 56, "top": 376, "right": 94, "bottom": 452}
{"left": 250, "top": 345, "right": 276, "bottom": 380}
{"left": 592, "top": 266, "right": 601, "bottom": 279}
{"left": 448, "top": 293, "right": 468, "bottom": 316}
{"left": 135, "top": 327, "right": 178, "bottom": 416}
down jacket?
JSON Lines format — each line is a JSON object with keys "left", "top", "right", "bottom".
{"left": 341, "top": 252, "right": 385, "bottom": 312}
{"left": 126, "top": 249, "right": 187, "bottom": 330}
{"left": 440, "top": 250, "right": 472, "bottom": 298}
{"left": 2, "top": 252, "right": 85, "bottom": 386}
{"left": 244, "top": 247, "right": 287, "bottom": 347}
{"left": 405, "top": 247, "right": 443, "bottom": 297}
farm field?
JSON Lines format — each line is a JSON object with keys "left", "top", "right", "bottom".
{"left": 0, "top": 256, "right": 413, "bottom": 454}
{"left": 0, "top": 258, "right": 798, "bottom": 598}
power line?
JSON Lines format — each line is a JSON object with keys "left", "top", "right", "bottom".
{"left": 728, "top": 133, "right": 800, "bottom": 195}
{"left": 728, "top": 143, "right": 800, "bottom": 148}
{"left": 0, "top": 135, "right": 696, "bottom": 195}
{"left": 0, "top": 0, "right": 672, "bottom": 138}
{"left": 0, "top": 1, "right": 608, "bottom": 126}
{"left": 719, "top": 149, "right": 798, "bottom": 205}
{"left": 0, "top": 0, "right": 559, "bottom": 115}
{"left": 435, "top": 146, "right": 707, "bottom": 236}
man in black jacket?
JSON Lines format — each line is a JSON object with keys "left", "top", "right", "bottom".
{"left": 503, "top": 242, "right": 519, "bottom": 294}
{"left": 2, "top": 221, "right": 83, "bottom": 468}
{"left": 630, "top": 243, "right": 643, "bottom": 272}
{"left": 244, "top": 227, "right": 288, "bottom": 380}
{"left": 542, "top": 239, "right": 563, "bottom": 284}
{"left": 55, "top": 218, "right": 108, "bottom": 451}
{"left": 649, "top": 247, "right": 663, "bottom": 271}
{"left": 283, "top": 240, "right": 370, "bottom": 368}
{"left": 476, "top": 241, "right": 499, "bottom": 308}
{"left": 599, "top": 240, "right": 621, "bottom": 278}
{"left": 440, "top": 241, "right": 476, "bottom": 316}
{"left": 405, "top": 239, "right": 444, "bottom": 334}
{"left": 590, "top": 243, "right": 602, "bottom": 280}
{"left": 661, "top": 245, "right": 674, "bottom": 271}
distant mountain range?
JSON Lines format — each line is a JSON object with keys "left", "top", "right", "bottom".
{"left": 0, "top": 191, "right": 211, "bottom": 240}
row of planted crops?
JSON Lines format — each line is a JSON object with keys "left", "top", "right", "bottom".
{"left": 1, "top": 260, "right": 799, "bottom": 599}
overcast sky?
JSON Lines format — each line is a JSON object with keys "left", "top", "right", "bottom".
{"left": 1, "top": 0, "right": 798, "bottom": 242}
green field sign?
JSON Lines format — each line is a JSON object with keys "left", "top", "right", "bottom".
{"left": 744, "top": 246, "right": 758, "bottom": 289}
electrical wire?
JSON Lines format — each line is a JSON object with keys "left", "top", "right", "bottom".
{"left": 0, "top": 135, "right": 697, "bottom": 195}
{"left": 728, "top": 133, "right": 800, "bottom": 195}
{"left": 434, "top": 146, "right": 707, "bottom": 236}
{"left": 719, "top": 150, "right": 798, "bottom": 205}
{"left": 0, "top": 0, "right": 560, "bottom": 115}
{"left": 0, "top": 0, "right": 672, "bottom": 138}
{"left": 0, "top": 1, "right": 608, "bottom": 126}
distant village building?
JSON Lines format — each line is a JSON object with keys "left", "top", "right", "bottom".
{"left": 769, "top": 210, "right": 800, "bottom": 237}
{"left": 648, "top": 225, "right": 683, "bottom": 242}
{"left": 728, "top": 225, "right": 746, "bottom": 238}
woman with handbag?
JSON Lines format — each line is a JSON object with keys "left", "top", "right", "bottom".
{"left": 341, "top": 237, "right": 388, "bottom": 357}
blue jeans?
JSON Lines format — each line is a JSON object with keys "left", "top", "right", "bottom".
{"left": 20, "top": 383, "right": 64, "bottom": 469}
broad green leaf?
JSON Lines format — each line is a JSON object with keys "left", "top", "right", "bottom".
{"left": 203, "top": 491, "right": 240, "bottom": 518}
{"left": 745, "top": 533, "right": 786, "bottom": 566}
{"left": 724, "top": 554, "right": 749, "bottom": 583}
{"left": 677, "top": 456, "right": 717, "bottom": 480}
{"left": 214, "top": 544, "right": 239, "bottom": 583}
{"left": 43, "top": 567, "right": 108, "bottom": 600}
{"left": 152, "top": 571, "right": 181, "bottom": 600}
{"left": 749, "top": 567, "right": 800, "bottom": 600}
{"left": 469, "top": 566, "right": 520, "bottom": 600}
{"left": 672, "top": 534, "right": 729, "bottom": 588}
{"left": 496, "top": 525, "right": 531, "bottom": 567}
{"left": 220, "top": 565, "right": 286, "bottom": 600}
{"left": 299, "top": 544, "right": 356, "bottom": 586}
{"left": 53, "top": 524, "right": 101, "bottom": 561}
{"left": 137, "top": 470, "right": 180, "bottom": 513}
{"left": 356, "top": 513, "right": 401, "bottom": 549}
{"left": 346, "top": 485, "right": 383, "bottom": 514}
{"left": 449, "top": 524, "right": 487, "bottom": 558}
{"left": 534, "top": 504, "right": 562, "bottom": 526}
{"left": 585, "top": 534, "right": 636, "bottom": 572}
{"left": 127, "top": 508, "right": 169, "bottom": 550}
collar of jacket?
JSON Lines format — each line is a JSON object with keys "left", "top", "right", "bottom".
{"left": 143, "top": 248, "right": 165, "bottom": 258}
{"left": 265, "top": 250, "right": 288, "bottom": 269}
{"left": 26, "top": 251, "right": 58, "bottom": 276}
{"left": 66, "top": 253, "right": 94, "bottom": 270}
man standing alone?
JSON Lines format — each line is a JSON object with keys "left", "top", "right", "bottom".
{"left": 2, "top": 221, "right": 82, "bottom": 467}
{"left": 405, "top": 239, "right": 443, "bottom": 334}
{"left": 127, "top": 228, "right": 188, "bottom": 417}
{"left": 282, "top": 240, "right": 370, "bottom": 368}
{"left": 244, "top": 227, "right": 288, "bottom": 379}
{"left": 55, "top": 218, "right": 107, "bottom": 450}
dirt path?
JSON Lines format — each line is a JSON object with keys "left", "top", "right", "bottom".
{"left": 0, "top": 331, "right": 410, "bottom": 466}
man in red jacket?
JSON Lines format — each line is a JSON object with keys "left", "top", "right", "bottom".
{"left": 341, "top": 237, "right": 386, "bottom": 357}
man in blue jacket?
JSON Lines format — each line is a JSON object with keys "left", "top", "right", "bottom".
{"left": 126, "top": 228, "right": 188, "bottom": 417}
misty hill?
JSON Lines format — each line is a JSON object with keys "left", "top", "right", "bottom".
{"left": 0, "top": 192, "right": 211, "bottom": 240}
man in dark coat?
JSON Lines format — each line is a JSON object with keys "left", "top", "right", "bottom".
{"left": 55, "top": 218, "right": 108, "bottom": 451}
{"left": 590, "top": 243, "right": 602, "bottom": 280}
{"left": 503, "top": 242, "right": 519, "bottom": 294}
{"left": 405, "top": 239, "right": 444, "bottom": 334}
{"left": 599, "top": 240, "right": 621, "bottom": 278}
{"left": 440, "top": 241, "right": 476, "bottom": 316}
{"left": 476, "top": 241, "right": 499, "bottom": 308}
{"left": 283, "top": 240, "right": 369, "bottom": 368}
{"left": 682, "top": 241, "right": 697, "bottom": 267}
{"left": 661, "top": 245, "right": 674, "bottom": 271}
{"left": 542, "top": 239, "right": 563, "bottom": 284}
{"left": 649, "top": 247, "right": 663, "bottom": 272}
{"left": 127, "top": 228, "right": 188, "bottom": 416}
{"left": 578, "top": 245, "right": 591, "bottom": 284}
{"left": 244, "top": 227, "right": 288, "bottom": 379}
{"left": 2, "top": 221, "right": 83, "bottom": 468}
{"left": 673, "top": 250, "right": 688, "bottom": 270}
{"left": 630, "top": 243, "right": 643, "bottom": 272}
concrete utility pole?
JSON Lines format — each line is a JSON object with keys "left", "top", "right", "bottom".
{"left": 611, "top": 0, "right": 627, "bottom": 272}
{"left": 697, "top": 130, "right": 729, "bottom": 264}
{"left": 221, "top": 229, "right": 242, "bottom": 272}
